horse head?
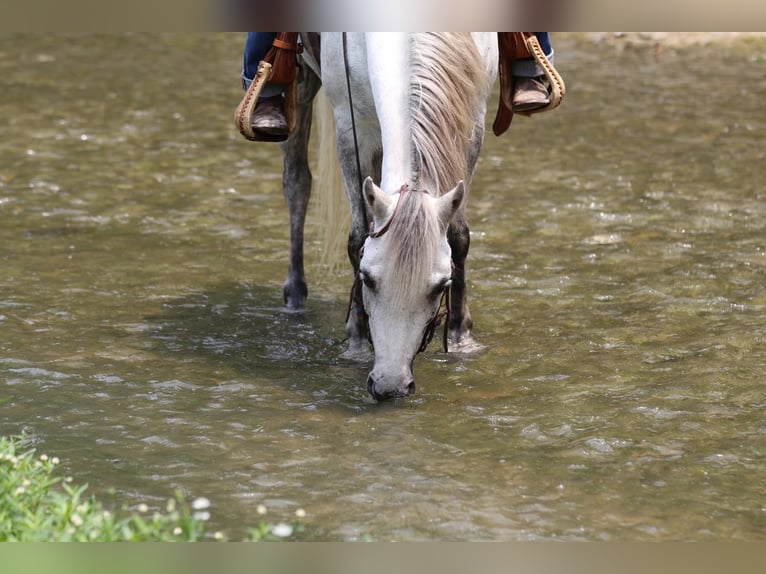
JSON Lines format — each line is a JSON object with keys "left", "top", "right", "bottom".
{"left": 359, "top": 177, "right": 465, "bottom": 400}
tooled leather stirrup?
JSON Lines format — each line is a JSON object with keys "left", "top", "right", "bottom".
{"left": 492, "top": 32, "right": 566, "bottom": 136}
{"left": 235, "top": 33, "right": 302, "bottom": 142}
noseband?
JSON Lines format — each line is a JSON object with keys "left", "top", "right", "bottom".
{"left": 344, "top": 184, "right": 452, "bottom": 354}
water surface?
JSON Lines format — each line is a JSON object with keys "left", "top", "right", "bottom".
{"left": 1, "top": 33, "right": 765, "bottom": 540}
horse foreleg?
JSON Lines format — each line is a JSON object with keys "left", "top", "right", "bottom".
{"left": 280, "top": 71, "right": 321, "bottom": 310}
{"left": 447, "top": 122, "right": 485, "bottom": 350}
{"left": 341, "top": 202, "right": 369, "bottom": 355}
{"left": 342, "top": 188, "right": 371, "bottom": 354}
{"left": 447, "top": 216, "right": 476, "bottom": 349}
{"left": 339, "top": 134, "right": 381, "bottom": 356}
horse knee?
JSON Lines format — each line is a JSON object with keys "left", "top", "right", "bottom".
{"left": 448, "top": 222, "right": 470, "bottom": 262}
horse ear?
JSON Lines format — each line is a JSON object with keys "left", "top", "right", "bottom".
{"left": 363, "top": 177, "right": 395, "bottom": 222}
{"left": 437, "top": 181, "right": 466, "bottom": 226}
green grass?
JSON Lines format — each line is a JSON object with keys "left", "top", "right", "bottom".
{"left": 0, "top": 435, "right": 304, "bottom": 542}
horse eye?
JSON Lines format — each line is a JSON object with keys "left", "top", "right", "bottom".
{"left": 429, "top": 279, "right": 451, "bottom": 300}
{"left": 360, "top": 272, "right": 377, "bottom": 292}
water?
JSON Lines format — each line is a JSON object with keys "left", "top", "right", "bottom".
{"left": 1, "top": 33, "right": 765, "bottom": 540}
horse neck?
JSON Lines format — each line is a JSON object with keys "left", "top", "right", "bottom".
{"left": 365, "top": 33, "right": 412, "bottom": 193}
{"left": 367, "top": 33, "right": 488, "bottom": 197}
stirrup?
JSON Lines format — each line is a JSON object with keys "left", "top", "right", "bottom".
{"left": 521, "top": 33, "right": 566, "bottom": 116}
{"left": 235, "top": 33, "right": 301, "bottom": 143}
{"left": 234, "top": 61, "right": 298, "bottom": 143}
{"left": 235, "top": 61, "right": 281, "bottom": 142}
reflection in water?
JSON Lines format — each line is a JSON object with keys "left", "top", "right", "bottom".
{"left": 1, "top": 34, "right": 765, "bottom": 540}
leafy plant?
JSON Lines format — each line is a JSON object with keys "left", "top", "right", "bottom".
{"left": 0, "top": 435, "right": 304, "bottom": 542}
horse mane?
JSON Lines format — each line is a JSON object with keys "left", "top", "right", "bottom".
{"left": 409, "top": 33, "right": 485, "bottom": 196}
{"left": 383, "top": 189, "right": 441, "bottom": 308}
{"left": 382, "top": 34, "right": 488, "bottom": 307}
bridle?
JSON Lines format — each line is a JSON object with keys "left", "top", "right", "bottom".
{"left": 345, "top": 275, "right": 450, "bottom": 355}
{"left": 341, "top": 33, "right": 451, "bottom": 355}
{"left": 344, "top": 184, "right": 452, "bottom": 355}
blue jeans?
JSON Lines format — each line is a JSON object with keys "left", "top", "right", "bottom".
{"left": 242, "top": 32, "right": 283, "bottom": 97}
{"left": 512, "top": 32, "right": 554, "bottom": 78}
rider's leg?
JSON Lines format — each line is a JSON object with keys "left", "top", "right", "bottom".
{"left": 241, "top": 32, "right": 288, "bottom": 137}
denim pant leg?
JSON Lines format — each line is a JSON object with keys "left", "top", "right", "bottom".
{"left": 512, "top": 32, "right": 554, "bottom": 78}
{"left": 242, "top": 32, "right": 283, "bottom": 97}
{"left": 243, "top": 33, "right": 275, "bottom": 84}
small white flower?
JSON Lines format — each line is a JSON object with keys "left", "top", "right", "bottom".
{"left": 191, "top": 497, "right": 210, "bottom": 510}
{"left": 70, "top": 514, "right": 83, "bottom": 527}
{"left": 173, "top": 527, "right": 183, "bottom": 536}
{"left": 271, "top": 523, "right": 293, "bottom": 538}
{"left": 166, "top": 498, "right": 176, "bottom": 513}
{"left": 137, "top": 503, "right": 149, "bottom": 513}
{"left": 51, "top": 456, "right": 60, "bottom": 465}
{"left": 193, "top": 511, "right": 210, "bottom": 521}
{"left": 213, "top": 531, "right": 225, "bottom": 541}
{"left": 22, "top": 479, "right": 31, "bottom": 487}
{"left": 256, "top": 504, "right": 267, "bottom": 516}
{"left": 14, "top": 486, "right": 25, "bottom": 496}
{"left": 40, "top": 454, "right": 49, "bottom": 462}
{"left": 295, "top": 508, "right": 306, "bottom": 519}
{"left": 65, "top": 476, "right": 73, "bottom": 483}
{"left": 102, "top": 511, "right": 111, "bottom": 520}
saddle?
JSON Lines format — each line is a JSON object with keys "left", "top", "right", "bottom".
{"left": 235, "top": 33, "right": 302, "bottom": 142}
{"left": 492, "top": 32, "right": 566, "bottom": 136}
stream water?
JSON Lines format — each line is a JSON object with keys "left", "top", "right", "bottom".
{"left": 1, "top": 33, "right": 765, "bottom": 540}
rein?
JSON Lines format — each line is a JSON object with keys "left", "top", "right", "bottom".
{"left": 342, "top": 32, "right": 368, "bottom": 233}
{"left": 344, "top": 184, "right": 452, "bottom": 354}
{"left": 420, "top": 282, "right": 450, "bottom": 354}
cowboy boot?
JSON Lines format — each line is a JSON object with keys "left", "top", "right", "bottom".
{"left": 250, "top": 94, "right": 289, "bottom": 138}
{"left": 511, "top": 76, "right": 551, "bottom": 113}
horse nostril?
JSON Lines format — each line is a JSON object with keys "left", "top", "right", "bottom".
{"left": 367, "top": 376, "right": 415, "bottom": 400}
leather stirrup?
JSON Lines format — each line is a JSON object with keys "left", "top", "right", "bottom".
{"left": 235, "top": 33, "right": 302, "bottom": 142}
{"left": 492, "top": 32, "right": 566, "bottom": 136}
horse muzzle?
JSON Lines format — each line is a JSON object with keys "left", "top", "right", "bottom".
{"left": 367, "top": 374, "right": 416, "bottom": 401}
